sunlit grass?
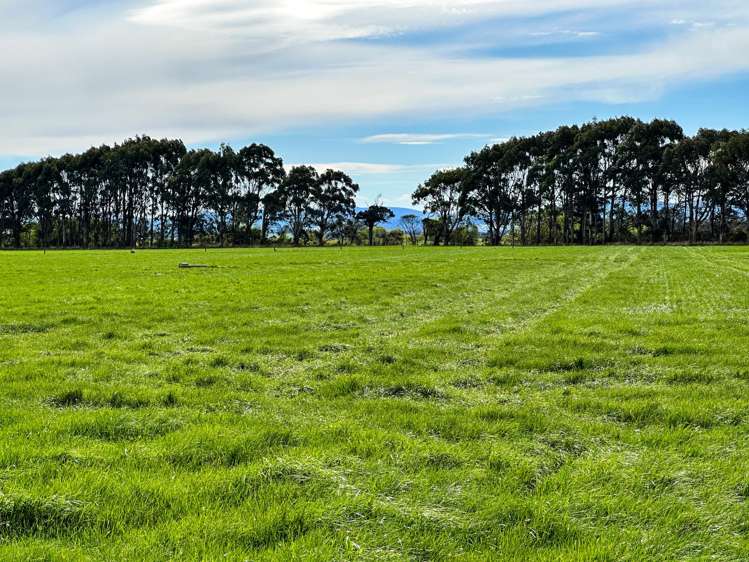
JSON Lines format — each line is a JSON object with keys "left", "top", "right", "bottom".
{"left": 1, "top": 246, "right": 748, "bottom": 560}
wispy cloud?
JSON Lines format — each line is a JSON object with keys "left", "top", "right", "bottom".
{"left": 0, "top": 0, "right": 748, "bottom": 157}
{"left": 127, "top": 0, "right": 627, "bottom": 39}
{"left": 529, "top": 30, "right": 601, "bottom": 38}
{"left": 670, "top": 18, "right": 717, "bottom": 29}
{"left": 361, "top": 133, "right": 491, "bottom": 145}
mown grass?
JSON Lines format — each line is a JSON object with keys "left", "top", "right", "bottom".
{"left": 1, "top": 246, "right": 749, "bottom": 560}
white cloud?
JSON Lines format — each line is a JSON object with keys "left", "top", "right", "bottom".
{"left": 670, "top": 18, "right": 717, "bottom": 28}
{"left": 128, "top": 0, "right": 629, "bottom": 39}
{"left": 0, "top": 0, "right": 748, "bottom": 157}
{"left": 361, "top": 133, "right": 491, "bottom": 145}
{"left": 529, "top": 30, "right": 601, "bottom": 38}
{"left": 692, "top": 21, "right": 716, "bottom": 28}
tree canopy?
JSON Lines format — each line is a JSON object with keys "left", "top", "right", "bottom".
{"left": 356, "top": 204, "right": 395, "bottom": 246}
{"left": 0, "top": 138, "right": 365, "bottom": 248}
{"left": 414, "top": 118, "right": 749, "bottom": 245}
{"left": 4, "top": 118, "right": 749, "bottom": 248}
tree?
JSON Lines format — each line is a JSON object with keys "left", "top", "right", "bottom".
{"left": 260, "top": 190, "right": 285, "bottom": 243}
{"left": 400, "top": 214, "right": 422, "bottom": 245}
{"left": 309, "top": 169, "right": 359, "bottom": 246}
{"left": 278, "top": 166, "right": 317, "bottom": 246}
{"left": 151, "top": 139, "right": 186, "bottom": 247}
{"left": 234, "top": 144, "right": 285, "bottom": 244}
{"left": 499, "top": 139, "right": 535, "bottom": 246}
{"left": 203, "top": 145, "right": 236, "bottom": 247}
{"left": 6, "top": 120, "right": 749, "bottom": 248}
{"left": 170, "top": 149, "right": 211, "bottom": 246}
{"left": 663, "top": 130, "right": 716, "bottom": 243}
{"left": 702, "top": 130, "right": 740, "bottom": 243}
{"left": 0, "top": 165, "right": 36, "bottom": 248}
{"left": 412, "top": 168, "right": 468, "bottom": 245}
{"left": 716, "top": 132, "right": 749, "bottom": 232}
{"left": 617, "top": 120, "right": 683, "bottom": 243}
{"left": 356, "top": 204, "right": 394, "bottom": 246}
{"left": 116, "top": 137, "right": 154, "bottom": 248}
{"left": 338, "top": 216, "right": 364, "bottom": 246}
{"left": 544, "top": 125, "right": 579, "bottom": 244}
{"left": 464, "top": 145, "right": 513, "bottom": 246}
{"left": 33, "top": 158, "right": 59, "bottom": 248}
{"left": 573, "top": 117, "right": 636, "bottom": 244}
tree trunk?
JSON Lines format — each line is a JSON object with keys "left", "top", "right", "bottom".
{"left": 649, "top": 187, "right": 658, "bottom": 243}
{"left": 13, "top": 221, "right": 22, "bottom": 248}
{"left": 662, "top": 189, "right": 670, "bottom": 243}
{"left": 607, "top": 186, "right": 616, "bottom": 244}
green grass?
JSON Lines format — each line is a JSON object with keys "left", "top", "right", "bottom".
{"left": 2, "top": 246, "right": 749, "bottom": 560}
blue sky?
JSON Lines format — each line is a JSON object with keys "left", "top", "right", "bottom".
{"left": 1, "top": 0, "right": 748, "bottom": 207}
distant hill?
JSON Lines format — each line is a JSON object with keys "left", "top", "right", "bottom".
{"left": 357, "top": 207, "right": 427, "bottom": 230}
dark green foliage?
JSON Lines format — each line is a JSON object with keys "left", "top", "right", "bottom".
{"left": 0, "top": 138, "right": 362, "bottom": 249}
{"left": 356, "top": 204, "right": 395, "bottom": 246}
{"left": 413, "top": 168, "right": 469, "bottom": 246}
{"left": 430, "top": 118, "right": 749, "bottom": 245}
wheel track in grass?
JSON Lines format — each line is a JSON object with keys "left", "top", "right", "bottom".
{"left": 272, "top": 247, "right": 643, "bottom": 393}
{"left": 238, "top": 248, "right": 647, "bottom": 421}
{"left": 259, "top": 249, "right": 629, "bottom": 381}
{"left": 658, "top": 248, "right": 674, "bottom": 314}
{"left": 333, "top": 248, "right": 645, "bottom": 543}
{"left": 305, "top": 246, "right": 643, "bottom": 393}
{"left": 244, "top": 249, "right": 595, "bottom": 345}
{"left": 683, "top": 245, "right": 749, "bottom": 281}
{"left": 681, "top": 246, "right": 749, "bottom": 313}
{"left": 245, "top": 247, "right": 738, "bottom": 362}
{"left": 1, "top": 248, "right": 743, "bottom": 560}
{"left": 482, "top": 246, "right": 642, "bottom": 338}
{"left": 272, "top": 248, "right": 739, "bottom": 559}
{"left": 392, "top": 246, "right": 642, "bottom": 348}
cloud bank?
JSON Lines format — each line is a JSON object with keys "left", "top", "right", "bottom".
{"left": 0, "top": 0, "right": 748, "bottom": 157}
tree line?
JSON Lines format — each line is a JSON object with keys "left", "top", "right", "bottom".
{"left": 4, "top": 118, "right": 749, "bottom": 249}
{"left": 414, "top": 117, "right": 749, "bottom": 245}
{"left": 0, "top": 138, "right": 402, "bottom": 248}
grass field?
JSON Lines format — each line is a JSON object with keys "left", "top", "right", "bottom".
{"left": 2, "top": 246, "right": 749, "bottom": 560}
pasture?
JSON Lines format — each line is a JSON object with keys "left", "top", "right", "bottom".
{"left": 1, "top": 246, "right": 749, "bottom": 560}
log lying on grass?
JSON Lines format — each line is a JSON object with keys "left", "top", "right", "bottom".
{"left": 179, "top": 263, "right": 212, "bottom": 269}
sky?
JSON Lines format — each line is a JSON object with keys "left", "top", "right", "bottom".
{"left": 1, "top": 1, "right": 748, "bottom": 207}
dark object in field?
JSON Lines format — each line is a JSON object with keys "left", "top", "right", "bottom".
{"left": 179, "top": 263, "right": 212, "bottom": 269}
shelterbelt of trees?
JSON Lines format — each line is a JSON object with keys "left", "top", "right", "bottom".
{"left": 0, "top": 140, "right": 393, "bottom": 249}
{"left": 415, "top": 117, "right": 749, "bottom": 245}
{"left": 2, "top": 117, "right": 748, "bottom": 249}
